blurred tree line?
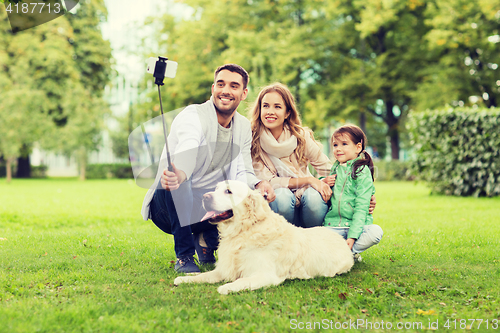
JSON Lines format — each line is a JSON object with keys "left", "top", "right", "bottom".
{"left": 0, "top": 0, "right": 112, "bottom": 181}
{"left": 123, "top": 0, "right": 499, "bottom": 161}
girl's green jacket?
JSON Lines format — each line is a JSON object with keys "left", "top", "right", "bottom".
{"left": 323, "top": 155, "right": 375, "bottom": 240}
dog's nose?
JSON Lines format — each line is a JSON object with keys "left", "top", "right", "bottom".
{"left": 202, "top": 193, "right": 213, "bottom": 210}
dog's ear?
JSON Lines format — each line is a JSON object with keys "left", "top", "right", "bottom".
{"left": 232, "top": 189, "right": 271, "bottom": 226}
{"left": 246, "top": 190, "right": 271, "bottom": 222}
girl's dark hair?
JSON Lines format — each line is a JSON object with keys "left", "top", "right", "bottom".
{"left": 331, "top": 124, "right": 374, "bottom": 181}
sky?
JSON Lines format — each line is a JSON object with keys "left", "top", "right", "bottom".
{"left": 100, "top": 0, "right": 190, "bottom": 83}
{"left": 100, "top": 0, "right": 160, "bottom": 83}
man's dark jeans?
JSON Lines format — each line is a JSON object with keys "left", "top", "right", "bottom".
{"left": 149, "top": 180, "right": 219, "bottom": 259}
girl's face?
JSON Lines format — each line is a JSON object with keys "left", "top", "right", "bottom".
{"left": 260, "top": 92, "right": 290, "bottom": 139}
{"left": 332, "top": 134, "right": 362, "bottom": 163}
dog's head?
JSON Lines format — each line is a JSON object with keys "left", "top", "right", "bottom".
{"left": 201, "top": 180, "right": 270, "bottom": 225}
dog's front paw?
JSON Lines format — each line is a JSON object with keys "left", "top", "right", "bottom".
{"left": 174, "top": 276, "right": 191, "bottom": 285}
{"left": 217, "top": 284, "right": 231, "bottom": 295}
{"left": 218, "top": 282, "right": 244, "bottom": 295}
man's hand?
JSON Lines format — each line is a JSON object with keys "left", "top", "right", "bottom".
{"left": 346, "top": 238, "right": 355, "bottom": 250}
{"left": 369, "top": 195, "right": 376, "bottom": 214}
{"left": 255, "top": 180, "right": 276, "bottom": 203}
{"left": 321, "top": 175, "right": 336, "bottom": 187}
{"left": 160, "top": 163, "right": 186, "bottom": 191}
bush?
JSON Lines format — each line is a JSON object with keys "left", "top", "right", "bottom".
{"left": 407, "top": 107, "right": 500, "bottom": 197}
{"left": 373, "top": 160, "right": 413, "bottom": 181}
{"left": 86, "top": 163, "right": 133, "bottom": 179}
{"left": 31, "top": 165, "right": 48, "bottom": 178}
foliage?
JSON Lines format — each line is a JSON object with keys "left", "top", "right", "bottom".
{"left": 109, "top": 111, "right": 133, "bottom": 160}
{"left": 30, "top": 165, "right": 47, "bottom": 178}
{"left": 52, "top": 0, "right": 113, "bottom": 180}
{"left": 413, "top": 0, "right": 500, "bottom": 110}
{"left": 1, "top": 180, "right": 499, "bottom": 332}
{"left": 407, "top": 107, "right": 500, "bottom": 197}
{"left": 0, "top": 7, "right": 73, "bottom": 181}
{"left": 133, "top": 0, "right": 499, "bottom": 162}
{"left": 374, "top": 160, "right": 413, "bottom": 181}
{"left": 0, "top": 1, "right": 112, "bottom": 181}
{"left": 85, "top": 163, "right": 133, "bottom": 179}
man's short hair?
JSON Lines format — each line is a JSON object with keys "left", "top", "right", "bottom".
{"left": 214, "top": 64, "right": 249, "bottom": 89}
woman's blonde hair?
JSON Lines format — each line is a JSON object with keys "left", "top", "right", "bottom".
{"left": 249, "top": 82, "right": 312, "bottom": 166}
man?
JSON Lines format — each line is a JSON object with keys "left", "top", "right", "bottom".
{"left": 141, "top": 64, "right": 276, "bottom": 273}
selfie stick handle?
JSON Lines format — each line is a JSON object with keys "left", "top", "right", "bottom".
{"left": 153, "top": 57, "right": 173, "bottom": 172}
{"left": 157, "top": 84, "right": 173, "bottom": 172}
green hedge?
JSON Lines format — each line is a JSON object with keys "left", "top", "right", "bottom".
{"left": 0, "top": 165, "right": 46, "bottom": 178}
{"left": 407, "top": 107, "right": 500, "bottom": 197}
{"left": 85, "top": 163, "right": 133, "bottom": 179}
{"left": 373, "top": 160, "right": 414, "bottom": 181}
{"left": 31, "top": 165, "right": 48, "bottom": 178}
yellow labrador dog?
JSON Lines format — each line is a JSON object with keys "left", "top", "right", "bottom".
{"left": 174, "top": 180, "right": 354, "bottom": 294}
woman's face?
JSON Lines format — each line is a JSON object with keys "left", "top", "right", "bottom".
{"left": 260, "top": 92, "right": 290, "bottom": 139}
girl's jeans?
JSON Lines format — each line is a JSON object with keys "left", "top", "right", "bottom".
{"left": 327, "top": 225, "right": 383, "bottom": 254}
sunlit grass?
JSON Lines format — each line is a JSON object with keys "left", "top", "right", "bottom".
{"left": 0, "top": 179, "right": 499, "bottom": 332}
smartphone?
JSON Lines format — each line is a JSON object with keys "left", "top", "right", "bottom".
{"left": 146, "top": 57, "right": 178, "bottom": 78}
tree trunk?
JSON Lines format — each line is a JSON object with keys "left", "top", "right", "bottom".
{"left": 16, "top": 155, "right": 31, "bottom": 178}
{"left": 359, "top": 110, "right": 366, "bottom": 134}
{"left": 6, "top": 157, "right": 15, "bottom": 184}
{"left": 80, "top": 161, "right": 86, "bottom": 181}
{"left": 78, "top": 147, "right": 87, "bottom": 181}
{"left": 389, "top": 130, "right": 400, "bottom": 160}
{"left": 385, "top": 100, "right": 400, "bottom": 160}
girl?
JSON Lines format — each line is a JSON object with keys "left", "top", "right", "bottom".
{"left": 323, "top": 124, "right": 383, "bottom": 261}
{"left": 249, "top": 83, "right": 333, "bottom": 227}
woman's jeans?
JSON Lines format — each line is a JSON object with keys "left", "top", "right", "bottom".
{"left": 269, "top": 187, "right": 328, "bottom": 228}
{"left": 327, "top": 225, "right": 384, "bottom": 254}
{"left": 149, "top": 180, "right": 218, "bottom": 259}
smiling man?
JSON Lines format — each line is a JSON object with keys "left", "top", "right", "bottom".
{"left": 141, "top": 64, "right": 275, "bottom": 273}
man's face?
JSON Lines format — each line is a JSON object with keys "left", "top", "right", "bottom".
{"left": 211, "top": 70, "right": 248, "bottom": 115}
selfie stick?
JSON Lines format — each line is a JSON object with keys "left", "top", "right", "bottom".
{"left": 153, "top": 57, "right": 173, "bottom": 172}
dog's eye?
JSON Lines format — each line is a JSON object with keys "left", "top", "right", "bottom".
{"left": 225, "top": 189, "right": 232, "bottom": 194}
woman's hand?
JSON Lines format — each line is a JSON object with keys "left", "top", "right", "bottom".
{"left": 309, "top": 177, "right": 333, "bottom": 202}
{"left": 256, "top": 180, "right": 276, "bottom": 203}
{"left": 369, "top": 195, "right": 376, "bottom": 214}
{"left": 321, "top": 175, "right": 336, "bottom": 187}
{"left": 346, "top": 238, "right": 355, "bottom": 250}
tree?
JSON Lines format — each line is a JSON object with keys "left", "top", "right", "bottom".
{"left": 0, "top": 7, "right": 76, "bottom": 181}
{"left": 135, "top": 0, "right": 427, "bottom": 161}
{"left": 413, "top": 0, "right": 500, "bottom": 110}
{"left": 301, "top": 0, "right": 431, "bottom": 160}
{"left": 133, "top": 0, "right": 499, "bottom": 162}
{"left": 60, "top": 0, "right": 112, "bottom": 180}
{"left": 0, "top": 0, "right": 112, "bottom": 180}
{"left": 135, "top": 0, "right": 335, "bottom": 121}
{"left": 0, "top": 90, "right": 51, "bottom": 182}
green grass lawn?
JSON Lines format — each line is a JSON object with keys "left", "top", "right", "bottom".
{"left": 0, "top": 179, "right": 499, "bottom": 332}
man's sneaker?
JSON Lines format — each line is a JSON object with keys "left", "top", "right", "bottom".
{"left": 194, "top": 232, "right": 216, "bottom": 265}
{"left": 353, "top": 253, "right": 363, "bottom": 263}
{"left": 174, "top": 257, "right": 200, "bottom": 274}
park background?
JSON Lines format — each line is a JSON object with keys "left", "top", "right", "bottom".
{"left": 1, "top": 0, "right": 499, "bottom": 332}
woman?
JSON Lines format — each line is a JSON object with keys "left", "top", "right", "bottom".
{"left": 249, "top": 82, "right": 333, "bottom": 227}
